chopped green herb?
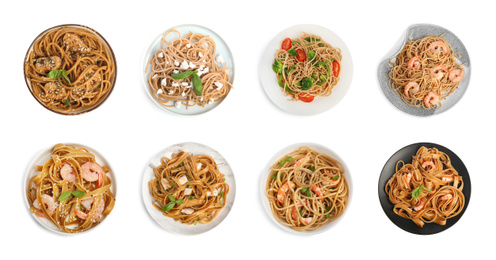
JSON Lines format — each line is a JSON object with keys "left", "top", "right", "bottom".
{"left": 285, "top": 157, "right": 293, "bottom": 162}
{"left": 309, "top": 165, "right": 315, "bottom": 171}
{"left": 187, "top": 185, "right": 192, "bottom": 188}
{"left": 170, "top": 183, "right": 175, "bottom": 187}
{"left": 64, "top": 98, "right": 71, "bottom": 106}
{"left": 271, "top": 172, "right": 278, "bottom": 180}
{"left": 179, "top": 163, "right": 184, "bottom": 167}
{"left": 194, "top": 221, "right": 197, "bottom": 225}
{"left": 332, "top": 175, "right": 340, "bottom": 180}
{"left": 189, "top": 196, "right": 193, "bottom": 200}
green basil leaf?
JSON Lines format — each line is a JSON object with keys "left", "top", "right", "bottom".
{"left": 175, "top": 199, "right": 185, "bottom": 205}
{"left": 72, "top": 190, "right": 86, "bottom": 197}
{"left": 422, "top": 186, "right": 432, "bottom": 192}
{"left": 162, "top": 202, "right": 176, "bottom": 212}
{"left": 171, "top": 70, "right": 194, "bottom": 80}
{"left": 58, "top": 191, "right": 71, "bottom": 201}
{"left": 192, "top": 72, "right": 203, "bottom": 96}
{"left": 412, "top": 185, "right": 422, "bottom": 199}
{"left": 47, "top": 69, "right": 71, "bottom": 84}
{"left": 168, "top": 194, "right": 176, "bottom": 202}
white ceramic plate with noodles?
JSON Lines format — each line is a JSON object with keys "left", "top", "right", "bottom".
{"left": 142, "top": 24, "right": 235, "bottom": 116}
{"left": 259, "top": 142, "right": 353, "bottom": 235}
{"left": 141, "top": 142, "right": 236, "bottom": 234}
{"left": 259, "top": 24, "right": 353, "bottom": 115}
{"left": 377, "top": 23, "right": 471, "bottom": 116}
{"left": 23, "top": 143, "right": 117, "bottom": 235}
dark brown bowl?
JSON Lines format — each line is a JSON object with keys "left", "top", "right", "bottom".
{"left": 24, "top": 24, "right": 117, "bottom": 115}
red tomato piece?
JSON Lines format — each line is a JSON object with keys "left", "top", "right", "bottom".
{"left": 332, "top": 61, "right": 340, "bottom": 77}
{"left": 298, "top": 93, "right": 315, "bottom": 103}
{"left": 281, "top": 38, "right": 292, "bottom": 51}
{"left": 296, "top": 49, "right": 306, "bottom": 62}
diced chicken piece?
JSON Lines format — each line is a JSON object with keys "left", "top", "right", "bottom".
{"left": 34, "top": 56, "right": 62, "bottom": 74}
{"left": 79, "top": 68, "right": 102, "bottom": 90}
{"left": 161, "top": 179, "right": 169, "bottom": 190}
{"left": 43, "top": 81, "right": 66, "bottom": 100}
{"left": 196, "top": 163, "right": 202, "bottom": 171}
{"left": 178, "top": 175, "right": 188, "bottom": 185}
{"left": 206, "top": 189, "right": 218, "bottom": 197}
{"left": 63, "top": 33, "right": 91, "bottom": 53}
{"left": 181, "top": 208, "right": 194, "bottom": 215}
{"left": 184, "top": 188, "right": 193, "bottom": 196}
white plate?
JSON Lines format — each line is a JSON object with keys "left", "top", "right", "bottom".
{"left": 259, "top": 142, "right": 353, "bottom": 235}
{"left": 142, "top": 142, "right": 236, "bottom": 234}
{"left": 142, "top": 24, "right": 235, "bottom": 115}
{"left": 260, "top": 24, "right": 353, "bottom": 115}
{"left": 24, "top": 143, "right": 117, "bottom": 235}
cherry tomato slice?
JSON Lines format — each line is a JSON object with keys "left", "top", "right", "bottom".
{"left": 296, "top": 49, "right": 306, "bottom": 62}
{"left": 332, "top": 61, "right": 340, "bottom": 77}
{"left": 298, "top": 93, "right": 315, "bottom": 103}
{"left": 281, "top": 38, "right": 292, "bottom": 51}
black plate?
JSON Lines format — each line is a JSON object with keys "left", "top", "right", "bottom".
{"left": 378, "top": 142, "right": 471, "bottom": 235}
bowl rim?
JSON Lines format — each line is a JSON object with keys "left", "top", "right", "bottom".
{"left": 23, "top": 24, "right": 118, "bottom": 116}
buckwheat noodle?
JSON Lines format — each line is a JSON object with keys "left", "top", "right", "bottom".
{"left": 388, "top": 35, "right": 464, "bottom": 109}
{"left": 26, "top": 143, "right": 115, "bottom": 233}
{"left": 266, "top": 147, "right": 348, "bottom": 231}
{"left": 385, "top": 146, "right": 464, "bottom": 227}
{"left": 24, "top": 26, "right": 116, "bottom": 114}
{"left": 148, "top": 151, "right": 229, "bottom": 225}
{"left": 146, "top": 30, "right": 232, "bottom": 109}
{"left": 274, "top": 33, "right": 341, "bottom": 101}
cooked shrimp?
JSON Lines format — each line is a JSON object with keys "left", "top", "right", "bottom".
{"left": 449, "top": 68, "right": 464, "bottom": 83}
{"left": 60, "top": 163, "right": 76, "bottom": 183}
{"left": 311, "top": 185, "right": 324, "bottom": 202}
{"left": 33, "top": 194, "right": 57, "bottom": 217}
{"left": 291, "top": 202, "right": 312, "bottom": 225}
{"left": 413, "top": 200, "right": 425, "bottom": 211}
{"left": 74, "top": 197, "right": 105, "bottom": 221}
{"left": 422, "top": 160, "right": 436, "bottom": 170}
{"left": 440, "top": 194, "right": 453, "bottom": 201}
{"left": 404, "top": 82, "right": 419, "bottom": 98}
{"left": 405, "top": 173, "right": 412, "bottom": 185}
{"left": 294, "top": 157, "right": 309, "bottom": 169}
{"left": 430, "top": 64, "right": 449, "bottom": 80}
{"left": 81, "top": 162, "right": 104, "bottom": 188}
{"left": 423, "top": 92, "right": 440, "bottom": 109}
{"left": 407, "top": 55, "right": 421, "bottom": 70}
{"left": 429, "top": 41, "right": 448, "bottom": 55}
{"left": 277, "top": 181, "right": 295, "bottom": 204}
{"left": 63, "top": 33, "right": 90, "bottom": 53}
{"left": 34, "top": 56, "right": 62, "bottom": 74}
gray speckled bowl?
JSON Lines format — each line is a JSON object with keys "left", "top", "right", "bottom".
{"left": 378, "top": 24, "right": 470, "bottom": 116}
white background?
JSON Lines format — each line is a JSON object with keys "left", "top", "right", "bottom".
{"left": 1, "top": 0, "right": 492, "bottom": 259}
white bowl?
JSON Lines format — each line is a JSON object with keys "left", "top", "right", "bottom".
{"left": 259, "top": 142, "right": 353, "bottom": 235}
{"left": 259, "top": 24, "right": 353, "bottom": 115}
{"left": 24, "top": 143, "right": 117, "bottom": 235}
{"left": 142, "top": 24, "right": 235, "bottom": 116}
{"left": 141, "top": 142, "right": 236, "bottom": 234}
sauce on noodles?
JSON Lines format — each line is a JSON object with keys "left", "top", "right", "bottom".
{"left": 385, "top": 146, "right": 465, "bottom": 227}
{"left": 148, "top": 151, "right": 229, "bottom": 225}
{"left": 27, "top": 143, "right": 115, "bottom": 233}
{"left": 388, "top": 35, "right": 465, "bottom": 109}
{"left": 146, "top": 30, "right": 232, "bottom": 109}
{"left": 24, "top": 25, "right": 116, "bottom": 115}
{"left": 273, "top": 33, "right": 341, "bottom": 103}
{"left": 266, "top": 147, "right": 348, "bottom": 231}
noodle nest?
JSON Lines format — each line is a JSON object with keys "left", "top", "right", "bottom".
{"left": 146, "top": 29, "right": 232, "bottom": 110}
{"left": 385, "top": 146, "right": 465, "bottom": 227}
{"left": 26, "top": 143, "right": 115, "bottom": 233}
{"left": 265, "top": 146, "right": 349, "bottom": 232}
{"left": 24, "top": 25, "right": 116, "bottom": 115}
{"left": 148, "top": 151, "right": 229, "bottom": 225}
{"left": 388, "top": 35, "right": 464, "bottom": 110}
{"left": 272, "top": 32, "right": 341, "bottom": 102}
